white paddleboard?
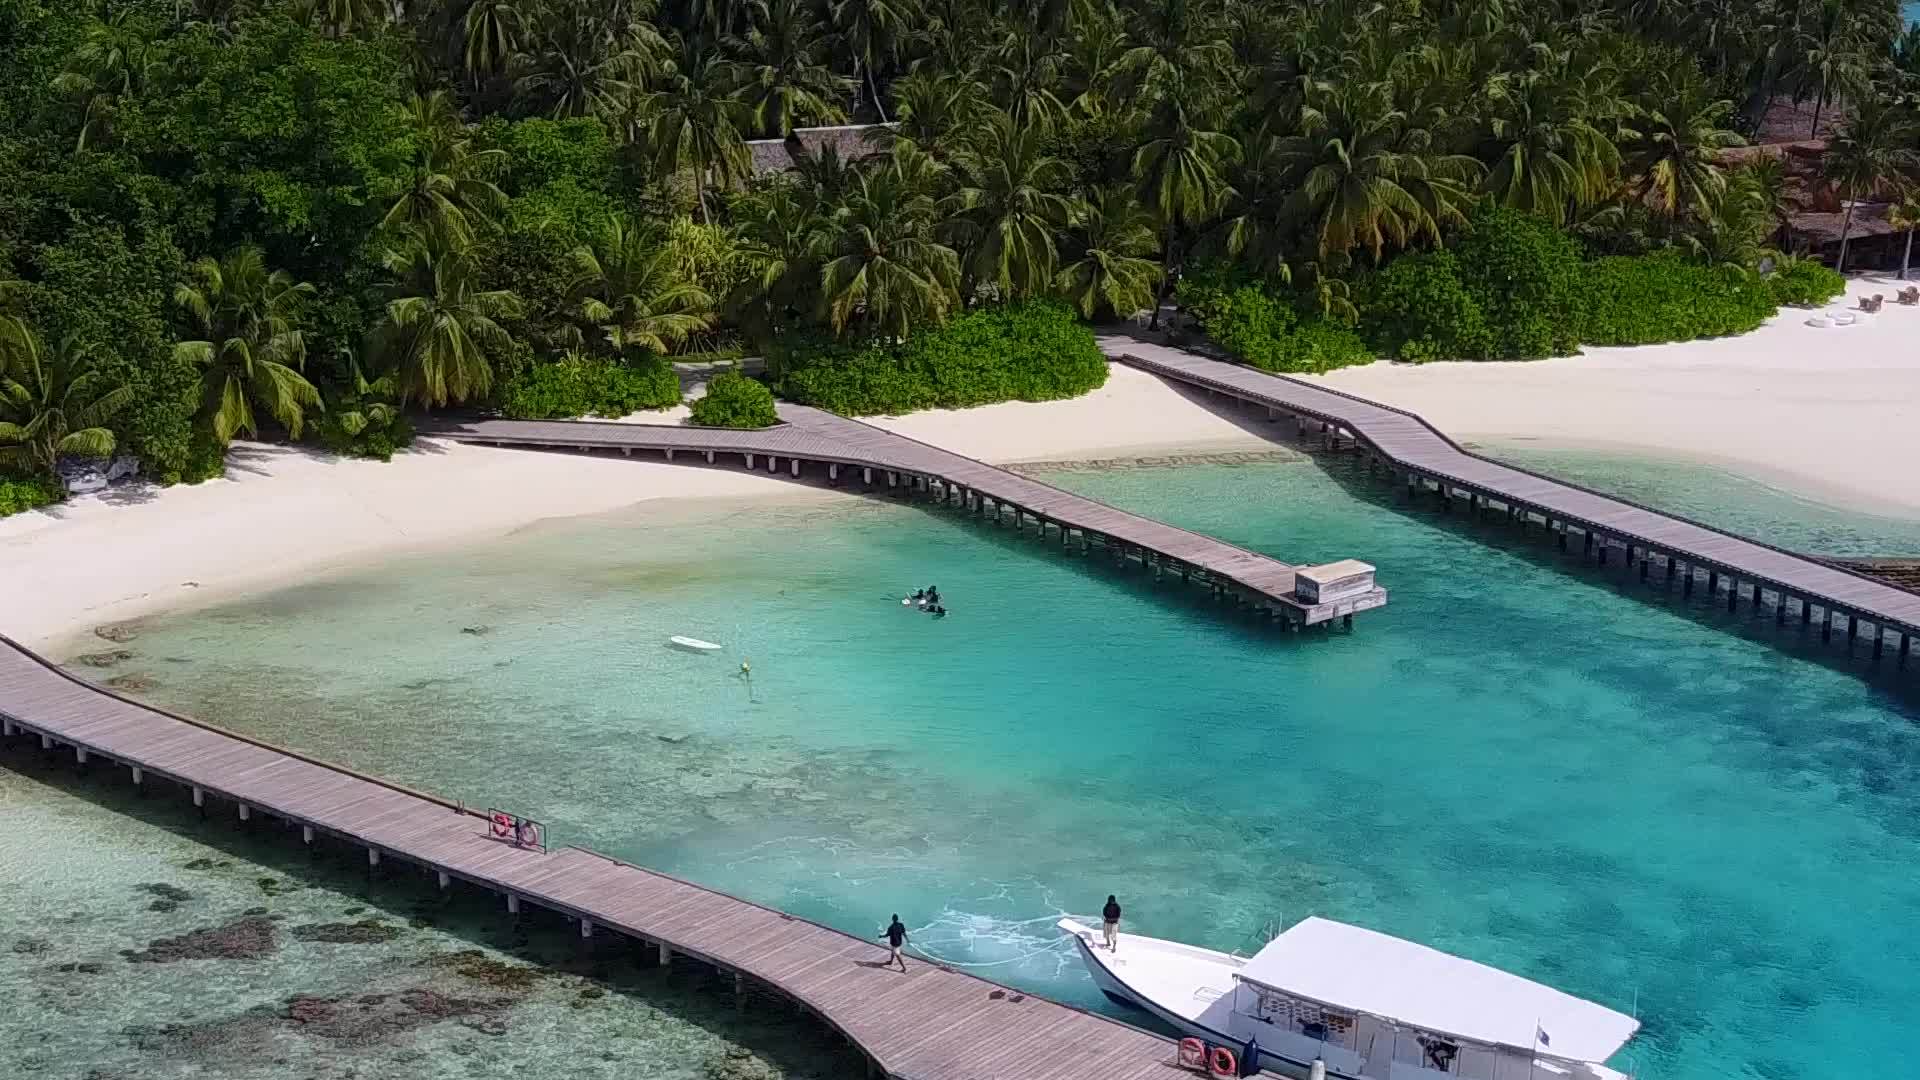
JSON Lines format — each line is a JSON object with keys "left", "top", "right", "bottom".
{"left": 670, "top": 635, "right": 722, "bottom": 652}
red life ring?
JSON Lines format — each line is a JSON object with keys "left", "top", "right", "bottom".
{"left": 1208, "top": 1047, "right": 1237, "bottom": 1078}
{"left": 1178, "top": 1038, "right": 1206, "bottom": 1068}
{"left": 491, "top": 812, "right": 514, "bottom": 837}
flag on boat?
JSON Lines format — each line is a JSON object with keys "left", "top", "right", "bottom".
{"left": 1536, "top": 1026, "right": 1551, "bottom": 1048}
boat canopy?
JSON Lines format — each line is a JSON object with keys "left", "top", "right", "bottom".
{"left": 1232, "top": 917, "right": 1639, "bottom": 1066}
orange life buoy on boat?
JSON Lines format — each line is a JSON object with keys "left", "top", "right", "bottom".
{"left": 491, "top": 812, "right": 514, "bottom": 837}
{"left": 1208, "top": 1046, "right": 1237, "bottom": 1078}
{"left": 1178, "top": 1038, "right": 1206, "bottom": 1068}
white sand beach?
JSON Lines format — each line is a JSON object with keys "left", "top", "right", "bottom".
{"left": 7, "top": 278, "right": 1917, "bottom": 650}
{"left": 1310, "top": 277, "right": 1920, "bottom": 519}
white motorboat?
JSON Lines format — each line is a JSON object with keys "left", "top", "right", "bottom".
{"left": 669, "top": 635, "right": 723, "bottom": 652}
{"left": 1058, "top": 916, "right": 1637, "bottom": 1080}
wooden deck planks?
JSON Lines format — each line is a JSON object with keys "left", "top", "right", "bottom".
{"left": 1106, "top": 337, "right": 1920, "bottom": 633}
{"left": 421, "top": 406, "right": 1387, "bottom": 625}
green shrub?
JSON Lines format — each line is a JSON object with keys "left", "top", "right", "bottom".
{"left": 1451, "top": 205, "right": 1585, "bottom": 358}
{"left": 901, "top": 300, "right": 1108, "bottom": 405}
{"left": 498, "top": 354, "right": 680, "bottom": 419}
{"left": 777, "top": 339, "right": 933, "bottom": 415}
{"left": 774, "top": 301, "right": 1107, "bottom": 415}
{"left": 1362, "top": 251, "right": 1493, "bottom": 362}
{"left": 0, "top": 475, "right": 60, "bottom": 517}
{"left": 1765, "top": 258, "right": 1846, "bottom": 307}
{"left": 1580, "top": 251, "right": 1775, "bottom": 346}
{"left": 1178, "top": 275, "right": 1373, "bottom": 374}
{"left": 690, "top": 371, "right": 778, "bottom": 428}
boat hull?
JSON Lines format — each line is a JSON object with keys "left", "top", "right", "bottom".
{"left": 1060, "top": 925, "right": 1347, "bottom": 1080}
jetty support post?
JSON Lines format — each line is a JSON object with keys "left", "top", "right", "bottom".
{"left": 1, "top": 718, "right": 11, "bottom": 737}
{"left": 438, "top": 870, "right": 450, "bottom": 890}
{"left": 657, "top": 941, "right": 672, "bottom": 967}
{"left": 507, "top": 893, "right": 521, "bottom": 916}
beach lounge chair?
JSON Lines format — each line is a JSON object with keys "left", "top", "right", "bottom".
{"left": 1857, "top": 294, "right": 1883, "bottom": 313}
{"left": 1899, "top": 287, "right": 1919, "bottom": 305}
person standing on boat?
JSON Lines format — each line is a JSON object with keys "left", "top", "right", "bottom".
{"left": 879, "top": 914, "right": 909, "bottom": 972}
{"left": 1102, "top": 895, "right": 1122, "bottom": 951}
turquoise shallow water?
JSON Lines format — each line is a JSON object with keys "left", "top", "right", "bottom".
{"left": 45, "top": 454, "right": 1920, "bottom": 1080}
{"left": 1483, "top": 443, "right": 1920, "bottom": 557}
{"left": 0, "top": 738, "right": 859, "bottom": 1079}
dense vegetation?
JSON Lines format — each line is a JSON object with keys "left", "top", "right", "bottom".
{"left": 499, "top": 355, "right": 680, "bottom": 419}
{"left": 0, "top": 0, "right": 1906, "bottom": 508}
{"left": 689, "top": 371, "right": 777, "bottom": 427}
{"left": 775, "top": 301, "right": 1106, "bottom": 414}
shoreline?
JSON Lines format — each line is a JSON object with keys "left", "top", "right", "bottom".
{"left": 11, "top": 318, "right": 1919, "bottom": 653}
{"left": 1308, "top": 275, "right": 1920, "bottom": 521}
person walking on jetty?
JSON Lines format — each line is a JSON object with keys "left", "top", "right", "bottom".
{"left": 1102, "top": 895, "right": 1122, "bottom": 951}
{"left": 879, "top": 914, "right": 910, "bottom": 972}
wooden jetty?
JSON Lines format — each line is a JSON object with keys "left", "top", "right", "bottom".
{"left": 0, "top": 632, "right": 1197, "bottom": 1080}
{"left": 422, "top": 406, "right": 1387, "bottom": 628}
{"left": 1103, "top": 336, "right": 1920, "bottom": 666}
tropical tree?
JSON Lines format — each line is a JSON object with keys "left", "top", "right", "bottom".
{"left": 1277, "top": 80, "right": 1481, "bottom": 259}
{"left": 1131, "top": 75, "right": 1238, "bottom": 327}
{"left": 462, "top": 0, "right": 524, "bottom": 82}
{"left": 637, "top": 35, "right": 752, "bottom": 222}
{"left": 1621, "top": 73, "right": 1744, "bottom": 222}
{"left": 510, "top": 0, "right": 662, "bottom": 119}
{"left": 727, "top": 175, "right": 829, "bottom": 341}
{"left": 1889, "top": 193, "right": 1920, "bottom": 280}
{"left": 731, "top": 0, "right": 850, "bottom": 137}
{"left": 830, "top": 0, "right": 917, "bottom": 122}
{"left": 384, "top": 91, "right": 509, "bottom": 246}
{"left": 0, "top": 318, "right": 132, "bottom": 479}
{"left": 296, "top": 0, "right": 389, "bottom": 39}
{"left": 818, "top": 164, "right": 960, "bottom": 339}
{"left": 947, "top": 113, "right": 1075, "bottom": 301}
{"left": 52, "top": 8, "right": 161, "bottom": 152}
{"left": 570, "top": 214, "right": 716, "bottom": 354}
{"left": 367, "top": 230, "right": 524, "bottom": 407}
{"left": 1479, "top": 59, "right": 1622, "bottom": 223}
{"left": 1822, "top": 99, "right": 1920, "bottom": 272}
{"left": 172, "top": 246, "right": 323, "bottom": 445}
{"left": 885, "top": 70, "right": 986, "bottom": 162}
{"left": 1054, "top": 186, "right": 1162, "bottom": 320}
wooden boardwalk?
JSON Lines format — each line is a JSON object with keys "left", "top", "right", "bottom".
{"left": 422, "top": 405, "right": 1386, "bottom": 627}
{"left": 0, "top": 633, "right": 1194, "bottom": 1080}
{"left": 1104, "top": 336, "right": 1920, "bottom": 660}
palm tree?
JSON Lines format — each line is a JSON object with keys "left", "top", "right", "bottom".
{"left": 1131, "top": 75, "right": 1239, "bottom": 327}
{"left": 1822, "top": 99, "right": 1919, "bottom": 272}
{"left": 172, "top": 247, "right": 323, "bottom": 445}
{"left": 884, "top": 70, "right": 986, "bottom": 163}
{"left": 1621, "top": 73, "right": 1744, "bottom": 222}
{"left": 384, "top": 91, "right": 509, "bottom": 247}
{"left": 1277, "top": 80, "right": 1482, "bottom": 259}
{"left": 731, "top": 0, "right": 851, "bottom": 137}
{"left": 0, "top": 318, "right": 132, "bottom": 479}
{"left": 830, "top": 0, "right": 918, "bottom": 123}
{"left": 948, "top": 113, "right": 1075, "bottom": 302}
{"left": 368, "top": 230, "right": 524, "bottom": 407}
{"left": 570, "top": 215, "right": 716, "bottom": 354}
{"left": 637, "top": 36, "right": 752, "bottom": 223}
{"left": 983, "top": 28, "right": 1070, "bottom": 132}
{"left": 1054, "top": 186, "right": 1162, "bottom": 320}
{"left": 1793, "top": 0, "right": 1874, "bottom": 138}
{"left": 1479, "top": 60, "right": 1622, "bottom": 223}
{"left": 510, "top": 1, "right": 662, "bottom": 120}
{"left": 462, "top": 0, "right": 524, "bottom": 82}
{"left": 1741, "top": 155, "right": 1799, "bottom": 252}
{"left": 819, "top": 167, "right": 960, "bottom": 340}
{"left": 52, "top": 9, "right": 159, "bottom": 152}
{"left": 296, "top": 0, "right": 389, "bottom": 39}
{"left": 1889, "top": 193, "right": 1920, "bottom": 280}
